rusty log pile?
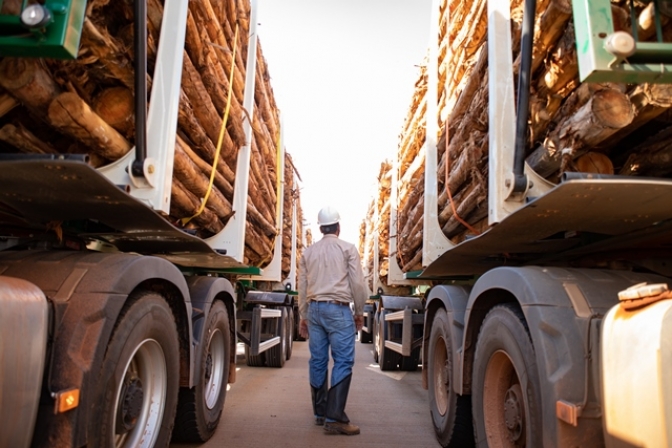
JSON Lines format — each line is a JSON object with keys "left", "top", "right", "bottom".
{"left": 362, "top": 0, "right": 672, "bottom": 274}
{"left": 0, "top": 0, "right": 301, "bottom": 267}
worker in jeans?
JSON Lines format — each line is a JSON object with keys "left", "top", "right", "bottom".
{"left": 298, "top": 206, "right": 368, "bottom": 435}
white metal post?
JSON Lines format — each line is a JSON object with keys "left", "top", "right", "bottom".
{"left": 206, "top": 0, "right": 259, "bottom": 261}
{"left": 284, "top": 189, "right": 298, "bottom": 290}
{"left": 242, "top": 112, "right": 285, "bottom": 281}
{"left": 487, "top": 0, "right": 553, "bottom": 224}
{"left": 422, "top": 0, "right": 453, "bottom": 268}
{"left": 99, "top": 0, "right": 188, "bottom": 213}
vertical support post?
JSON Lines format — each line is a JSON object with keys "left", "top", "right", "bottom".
{"left": 487, "top": 0, "right": 520, "bottom": 224}
{"left": 286, "top": 188, "right": 298, "bottom": 289}
{"left": 422, "top": 0, "right": 453, "bottom": 267}
{"left": 401, "top": 307, "right": 412, "bottom": 356}
{"left": 206, "top": 0, "right": 259, "bottom": 261}
{"left": 242, "top": 112, "right": 284, "bottom": 281}
{"left": 99, "top": 0, "right": 188, "bottom": 213}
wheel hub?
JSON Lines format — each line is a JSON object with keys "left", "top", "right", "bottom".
{"left": 504, "top": 383, "right": 524, "bottom": 443}
{"left": 117, "top": 377, "right": 144, "bottom": 433}
{"left": 205, "top": 352, "right": 213, "bottom": 381}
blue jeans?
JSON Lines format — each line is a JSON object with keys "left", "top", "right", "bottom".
{"left": 308, "top": 301, "right": 355, "bottom": 393}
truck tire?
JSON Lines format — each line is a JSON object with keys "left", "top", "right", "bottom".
{"left": 172, "top": 300, "right": 230, "bottom": 442}
{"left": 89, "top": 292, "right": 180, "bottom": 448}
{"left": 428, "top": 308, "right": 474, "bottom": 447}
{"left": 399, "top": 346, "right": 421, "bottom": 371}
{"left": 472, "top": 304, "right": 542, "bottom": 448}
{"left": 377, "top": 310, "right": 399, "bottom": 371}
{"left": 285, "top": 307, "right": 294, "bottom": 360}
{"left": 266, "top": 308, "right": 286, "bottom": 368}
{"left": 245, "top": 346, "right": 266, "bottom": 367}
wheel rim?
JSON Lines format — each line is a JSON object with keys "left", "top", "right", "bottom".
{"left": 432, "top": 335, "right": 449, "bottom": 416}
{"left": 482, "top": 350, "right": 527, "bottom": 448}
{"left": 113, "top": 339, "right": 167, "bottom": 448}
{"left": 204, "top": 328, "right": 225, "bottom": 409}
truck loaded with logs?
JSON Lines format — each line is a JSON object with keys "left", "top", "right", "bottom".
{"left": 360, "top": 0, "right": 672, "bottom": 446}
{"left": 0, "top": 0, "right": 304, "bottom": 446}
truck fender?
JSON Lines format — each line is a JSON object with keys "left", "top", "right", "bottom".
{"left": 459, "top": 266, "right": 669, "bottom": 446}
{"left": 0, "top": 250, "right": 192, "bottom": 447}
{"left": 186, "top": 276, "right": 237, "bottom": 384}
{"left": 421, "top": 284, "right": 471, "bottom": 391}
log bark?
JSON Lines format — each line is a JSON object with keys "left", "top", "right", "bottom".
{"left": 0, "top": 124, "right": 59, "bottom": 155}
{"left": 0, "top": 58, "right": 61, "bottom": 113}
{"left": 526, "top": 88, "right": 634, "bottom": 177}
{"left": 48, "top": 92, "right": 132, "bottom": 160}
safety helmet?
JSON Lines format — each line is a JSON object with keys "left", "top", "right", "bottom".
{"left": 317, "top": 206, "right": 340, "bottom": 226}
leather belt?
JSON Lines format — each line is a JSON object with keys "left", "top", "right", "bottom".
{"left": 310, "top": 299, "right": 349, "bottom": 307}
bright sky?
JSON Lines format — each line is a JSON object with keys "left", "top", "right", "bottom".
{"left": 257, "top": 0, "right": 432, "bottom": 244}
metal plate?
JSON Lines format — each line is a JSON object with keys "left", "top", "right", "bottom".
{"left": 423, "top": 178, "right": 672, "bottom": 277}
{"left": 0, "top": 159, "right": 245, "bottom": 269}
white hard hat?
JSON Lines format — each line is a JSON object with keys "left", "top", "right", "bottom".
{"left": 317, "top": 206, "right": 340, "bottom": 226}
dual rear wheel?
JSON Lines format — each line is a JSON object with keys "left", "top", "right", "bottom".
{"left": 89, "top": 292, "right": 231, "bottom": 446}
{"left": 428, "top": 304, "right": 541, "bottom": 448}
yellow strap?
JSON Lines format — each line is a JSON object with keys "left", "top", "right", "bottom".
{"left": 182, "top": 23, "right": 239, "bottom": 226}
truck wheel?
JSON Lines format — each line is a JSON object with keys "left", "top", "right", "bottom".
{"left": 245, "top": 345, "right": 266, "bottom": 367}
{"left": 428, "top": 308, "right": 474, "bottom": 447}
{"left": 378, "top": 310, "right": 399, "bottom": 371}
{"left": 285, "top": 307, "right": 294, "bottom": 360}
{"left": 90, "top": 292, "right": 179, "bottom": 448}
{"left": 399, "top": 346, "right": 421, "bottom": 371}
{"left": 472, "top": 304, "right": 542, "bottom": 448}
{"left": 266, "top": 309, "right": 286, "bottom": 368}
{"left": 172, "top": 300, "right": 230, "bottom": 442}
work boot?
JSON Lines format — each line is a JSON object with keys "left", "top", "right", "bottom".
{"left": 324, "top": 421, "right": 360, "bottom": 435}
{"left": 315, "top": 416, "right": 325, "bottom": 426}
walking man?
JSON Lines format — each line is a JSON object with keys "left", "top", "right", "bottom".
{"left": 298, "top": 206, "right": 368, "bottom": 435}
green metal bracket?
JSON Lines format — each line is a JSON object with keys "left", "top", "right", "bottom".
{"left": 573, "top": 0, "right": 672, "bottom": 83}
{"left": 0, "top": 0, "right": 87, "bottom": 59}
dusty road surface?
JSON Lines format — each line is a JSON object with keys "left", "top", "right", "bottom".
{"left": 172, "top": 338, "right": 439, "bottom": 448}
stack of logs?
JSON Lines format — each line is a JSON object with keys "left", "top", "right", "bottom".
{"left": 358, "top": 161, "right": 392, "bottom": 291}
{"left": 0, "top": 0, "right": 301, "bottom": 268}
{"left": 385, "top": 0, "right": 672, "bottom": 273}
{"left": 280, "top": 154, "right": 304, "bottom": 281}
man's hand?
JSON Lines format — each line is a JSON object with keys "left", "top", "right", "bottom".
{"left": 354, "top": 315, "right": 364, "bottom": 332}
{"left": 299, "top": 319, "right": 309, "bottom": 339}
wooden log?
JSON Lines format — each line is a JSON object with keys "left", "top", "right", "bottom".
{"left": 173, "top": 136, "right": 232, "bottom": 220}
{"left": 178, "top": 136, "right": 277, "bottom": 237}
{"left": 48, "top": 92, "right": 132, "bottom": 160}
{"left": 0, "top": 124, "right": 59, "bottom": 155}
{"left": 92, "top": 86, "right": 135, "bottom": 138}
{"left": 0, "top": 58, "right": 61, "bottom": 113}
{"left": 0, "top": 92, "right": 18, "bottom": 118}
{"left": 526, "top": 88, "right": 634, "bottom": 177}
{"left": 170, "top": 178, "right": 224, "bottom": 235}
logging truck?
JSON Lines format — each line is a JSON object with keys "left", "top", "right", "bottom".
{"left": 360, "top": 0, "right": 672, "bottom": 446}
{"left": 0, "top": 0, "right": 300, "bottom": 446}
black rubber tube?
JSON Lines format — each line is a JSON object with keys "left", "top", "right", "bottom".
{"left": 131, "top": 0, "right": 148, "bottom": 178}
{"left": 512, "top": 0, "right": 536, "bottom": 192}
